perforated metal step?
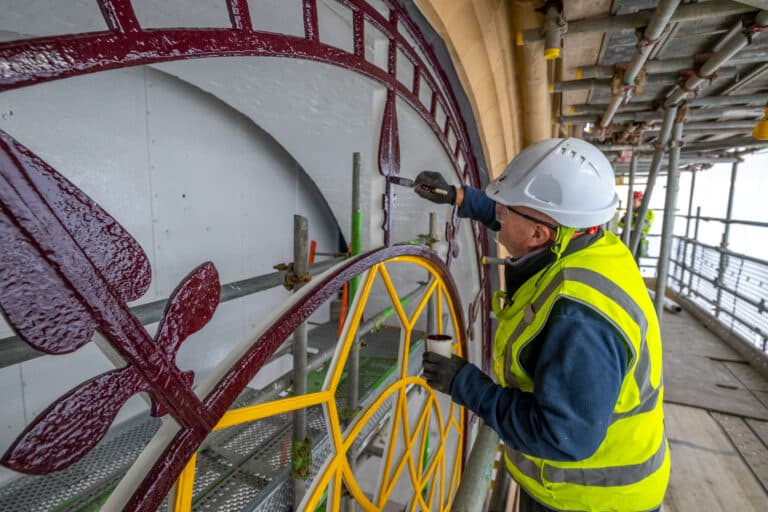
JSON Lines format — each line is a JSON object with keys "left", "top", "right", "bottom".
{"left": 0, "top": 327, "right": 418, "bottom": 512}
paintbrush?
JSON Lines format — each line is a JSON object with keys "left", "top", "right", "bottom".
{"left": 389, "top": 176, "right": 450, "bottom": 196}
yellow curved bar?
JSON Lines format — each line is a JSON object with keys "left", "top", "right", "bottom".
{"left": 171, "top": 255, "right": 466, "bottom": 511}
{"left": 406, "top": 278, "right": 439, "bottom": 330}
{"left": 213, "top": 391, "right": 331, "bottom": 431}
{"left": 172, "top": 452, "right": 197, "bottom": 512}
{"left": 377, "top": 264, "right": 411, "bottom": 327}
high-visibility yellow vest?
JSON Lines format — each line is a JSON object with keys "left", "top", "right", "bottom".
{"left": 618, "top": 208, "right": 655, "bottom": 238}
{"left": 492, "top": 231, "right": 669, "bottom": 511}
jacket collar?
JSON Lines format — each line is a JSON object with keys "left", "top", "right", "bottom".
{"left": 504, "top": 228, "right": 604, "bottom": 296}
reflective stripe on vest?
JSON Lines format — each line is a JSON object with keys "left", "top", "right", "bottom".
{"left": 506, "top": 434, "right": 667, "bottom": 487}
{"left": 503, "top": 267, "right": 658, "bottom": 423}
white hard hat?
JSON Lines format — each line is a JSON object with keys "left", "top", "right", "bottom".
{"left": 485, "top": 138, "right": 619, "bottom": 229}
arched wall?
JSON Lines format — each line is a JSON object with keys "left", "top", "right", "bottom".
{"left": 414, "top": 0, "right": 523, "bottom": 178}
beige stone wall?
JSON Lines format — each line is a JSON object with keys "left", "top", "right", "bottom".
{"left": 415, "top": 0, "right": 522, "bottom": 180}
{"left": 415, "top": 1, "right": 610, "bottom": 172}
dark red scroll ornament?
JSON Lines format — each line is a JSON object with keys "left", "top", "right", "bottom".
{"left": 380, "top": 90, "right": 400, "bottom": 246}
{"left": 0, "top": 130, "right": 220, "bottom": 473}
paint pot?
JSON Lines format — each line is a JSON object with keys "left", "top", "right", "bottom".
{"left": 426, "top": 334, "right": 453, "bottom": 358}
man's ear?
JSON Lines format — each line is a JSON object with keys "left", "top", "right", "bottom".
{"left": 528, "top": 224, "right": 555, "bottom": 249}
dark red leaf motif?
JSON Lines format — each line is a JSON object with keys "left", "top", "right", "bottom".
{"left": 1, "top": 367, "right": 147, "bottom": 474}
{"left": 1, "top": 131, "right": 151, "bottom": 302}
{"left": 0, "top": 212, "right": 98, "bottom": 354}
{"left": 0, "top": 130, "right": 216, "bottom": 475}
{"left": 378, "top": 90, "right": 400, "bottom": 178}
{"left": 0, "top": 130, "right": 151, "bottom": 354}
{"left": 156, "top": 262, "right": 220, "bottom": 361}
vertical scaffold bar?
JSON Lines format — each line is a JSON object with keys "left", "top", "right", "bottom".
{"left": 679, "top": 168, "right": 697, "bottom": 290}
{"left": 345, "top": 153, "right": 363, "bottom": 512}
{"left": 655, "top": 112, "right": 685, "bottom": 323}
{"left": 622, "top": 153, "right": 638, "bottom": 247}
{"left": 452, "top": 423, "right": 500, "bottom": 511}
{"left": 292, "top": 214, "right": 309, "bottom": 509}
{"left": 427, "top": 212, "right": 438, "bottom": 334}
{"left": 348, "top": 152, "right": 362, "bottom": 415}
{"left": 687, "top": 206, "right": 702, "bottom": 295}
{"left": 631, "top": 107, "right": 677, "bottom": 256}
{"left": 716, "top": 160, "right": 740, "bottom": 317}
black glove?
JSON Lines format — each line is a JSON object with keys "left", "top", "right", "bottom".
{"left": 422, "top": 351, "right": 468, "bottom": 394}
{"left": 414, "top": 171, "right": 457, "bottom": 205}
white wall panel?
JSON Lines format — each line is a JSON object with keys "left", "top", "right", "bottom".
{"left": 145, "top": 68, "right": 252, "bottom": 292}
{"left": 153, "top": 57, "right": 380, "bottom": 248}
{"left": 0, "top": 67, "right": 156, "bottom": 299}
{"left": 0, "top": 366, "right": 25, "bottom": 485}
{"left": 0, "top": 1, "right": 107, "bottom": 42}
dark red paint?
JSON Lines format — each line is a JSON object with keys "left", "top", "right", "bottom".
{"left": 0, "top": 131, "right": 220, "bottom": 472}
{"left": 379, "top": 90, "right": 400, "bottom": 245}
{"left": 379, "top": 91, "right": 400, "bottom": 178}
{"left": 156, "top": 261, "right": 220, "bottom": 363}
{"left": 303, "top": 0, "right": 319, "bottom": 41}
{"left": 0, "top": 130, "right": 151, "bottom": 355}
{"left": 226, "top": 0, "right": 252, "bottom": 31}
{"left": 97, "top": 0, "right": 140, "bottom": 33}
{"left": 3, "top": 366, "right": 149, "bottom": 473}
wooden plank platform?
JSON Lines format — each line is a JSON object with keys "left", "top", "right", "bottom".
{"left": 662, "top": 310, "right": 768, "bottom": 420}
{"left": 664, "top": 405, "right": 767, "bottom": 511}
{"left": 661, "top": 309, "right": 768, "bottom": 510}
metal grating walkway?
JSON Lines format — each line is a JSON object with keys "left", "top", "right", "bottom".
{"left": 0, "top": 325, "right": 417, "bottom": 512}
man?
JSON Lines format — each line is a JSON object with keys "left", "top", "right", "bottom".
{"left": 618, "top": 191, "right": 655, "bottom": 260}
{"left": 416, "top": 138, "right": 668, "bottom": 512}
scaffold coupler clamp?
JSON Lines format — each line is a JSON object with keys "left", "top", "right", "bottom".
{"left": 273, "top": 262, "right": 312, "bottom": 291}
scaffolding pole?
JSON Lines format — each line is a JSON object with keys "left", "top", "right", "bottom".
{"left": 452, "top": 423, "right": 500, "bottom": 511}
{"left": 716, "top": 161, "right": 740, "bottom": 317}
{"left": 631, "top": 107, "right": 677, "bottom": 256}
{"left": 292, "top": 215, "right": 310, "bottom": 509}
{"left": 622, "top": 153, "right": 638, "bottom": 247}
{"left": 655, "top": 113, "right": 685, "bottom": 323}
{"left": 344, "top": 153, "right": 363, "bottom": 512}
{"left": 427, "top": 212, "right": 438, "bottom": 334}
{"left": 348, "top": 152, "right": 362, "bottom": 421}
{"left": 687, "top": 207, "right": 702, "bottom": 294}
{"left": 678, "top": 168, "right": 697, "bottom": 288}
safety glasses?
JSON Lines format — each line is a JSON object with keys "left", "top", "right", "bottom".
{"left": 504, "top": 206, "right": 559, "bottom": 232}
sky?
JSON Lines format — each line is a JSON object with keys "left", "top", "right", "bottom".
{"left": 615, "top": 150, "right": 768, "bottom": 263}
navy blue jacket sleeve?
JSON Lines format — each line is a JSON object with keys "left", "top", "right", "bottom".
{"left": 457, "top": 186, "right": 500, "bottom": 231}
{"left": 450, "top": 299, "right": 629, "bottom": 461}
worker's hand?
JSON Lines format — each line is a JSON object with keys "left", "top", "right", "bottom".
{"left": 414, "top": 171, "right": 457, "bottom": 205}
{"left": 422, "top": 351, "right": 468, "bottom": 395}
